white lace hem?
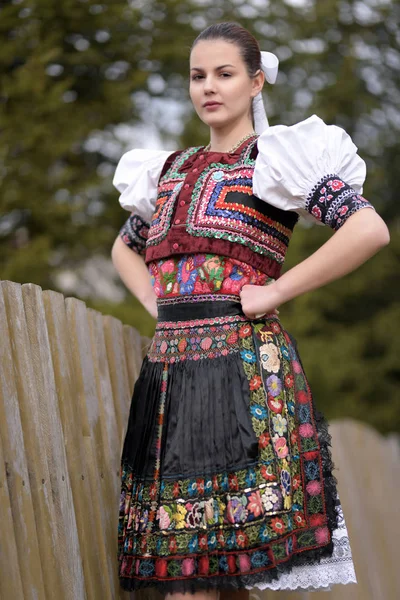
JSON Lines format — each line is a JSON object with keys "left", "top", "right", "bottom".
{"left": 247, "top": 502, "right": 357, "bottom": 594}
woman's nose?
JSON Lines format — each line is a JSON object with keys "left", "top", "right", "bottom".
{"left": 203, "top": 76, "right": 216, "bottom": 94}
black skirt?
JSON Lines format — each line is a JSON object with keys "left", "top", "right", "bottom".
{"left": 117, "top": 299, "right": 340, "bottom": 595}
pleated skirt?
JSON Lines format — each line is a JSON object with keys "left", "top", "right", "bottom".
{"left": 117, "top": 299, "right": 357, "bottom": 594}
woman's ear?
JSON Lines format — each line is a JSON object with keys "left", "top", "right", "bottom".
{"left": 251, "top": 69, "right": 265, "bottom": 98}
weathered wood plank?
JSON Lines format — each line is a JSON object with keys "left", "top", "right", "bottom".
{"left": 88, "top": 307, "right": 123, "bottom": 596}
{"left": 0, "top": 429, "right": 25, "bottom": 600}
{"left": 43, "top": 290, "right": 102, "bottom": 600}
{"left": 88, "top": 308, "right": 121, "bottom": 499}
{"left": 103, "top": 315, "right": 131, "bottom": 447}
{"left": 23, "top": 283, "right": 86, "bottom": 600}
{"left": 0, "top": 281, "right": 43, "bottom": 600}
{"left": 66, "top": 297, "right": 117, "bottom": 599}
{"left": 1, "top": 280, "right": 59, "bottom": 600}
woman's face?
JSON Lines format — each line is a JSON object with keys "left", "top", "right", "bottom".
{"left": 189, "top": 40, "right": 263, "bottom": 130}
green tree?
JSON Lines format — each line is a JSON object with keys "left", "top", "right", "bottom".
{"left": 0, "top": 0, "right": 399, "bottom": 431}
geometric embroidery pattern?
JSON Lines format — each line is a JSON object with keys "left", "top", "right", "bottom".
{"left": 188, "top": 164, "right": 297, "bottom": 264}
{"left": 147, "top": 147, "right": 201, "bottom": 246}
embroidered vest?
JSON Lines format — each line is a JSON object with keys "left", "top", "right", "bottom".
{"left": 144, "top": 140, "right": 298, "bottom": 279}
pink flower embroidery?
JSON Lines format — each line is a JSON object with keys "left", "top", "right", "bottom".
{"left": 306, "top": 480, "right": 322, "bottom": 496}
{"left": 200, "top": 337, "right": 213, "bottom": 350}
{"left": 158, "top": 506, "right": 171, "bottom": 530}
{"left": 299, "top": 423, "right": 314, "bottom": 438}
{"left": 182, "top": 558, "right": 195, "bottom": 576}
{"left": 292, "top": 360, "right": 302, "bottom": 374}
{"left": 311, "top": 205, "right": 322, "bottom": 219}
{"left": 274, "top": 436, "right": 289, "bottom": 458}
{"left": 247, "top": 491, "right": 263, "bottom": 517}
{"left": 315, "top": 526, "right": 330, "bottom": 544}
{"left": 239, "top": 554, "right": 251, "bottom": 572}
{"left": 160, "top": 259, "right": 176, "bottom": 274}
{"left": 328, "top": 179, "right": 345, "bottom": 191}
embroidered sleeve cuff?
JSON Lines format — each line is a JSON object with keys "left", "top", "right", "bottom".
{"left": 119, "top": 213, "right": 150, "bottom": 256}
{"left": 305, "top": 175, "right": 375, "bottom": 230}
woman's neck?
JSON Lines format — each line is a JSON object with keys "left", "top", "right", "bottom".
{"left": 207, "top": 121, "right": 255, "bottom": 153}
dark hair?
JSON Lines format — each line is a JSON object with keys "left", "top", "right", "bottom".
{"left": 191, "top": 22, "right": 261, "bottom": 78}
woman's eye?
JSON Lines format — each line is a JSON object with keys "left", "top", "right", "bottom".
{"left": 191, "top": 73, "right": 232, "bottom": 81}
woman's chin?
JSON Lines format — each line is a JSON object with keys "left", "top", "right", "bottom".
{"left": 200, "top": 115, "right": 233, "bottom": 130}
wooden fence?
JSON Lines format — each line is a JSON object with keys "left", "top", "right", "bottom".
{"left": 0, "top": 281, "right": 398, "bottom": 600}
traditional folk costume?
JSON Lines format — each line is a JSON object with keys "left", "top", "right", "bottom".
{"left": 113, "top": 114, "right": 373, "bottom": 595}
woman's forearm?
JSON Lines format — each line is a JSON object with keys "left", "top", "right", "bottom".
{"left": 240, "top": 208, "right": 390, "bottom": 318}
{"left": 274, "top": 208, "right": 390, "bottom": 306}
{"left": 111, "top": 236, "right": 157, "bottom": 318}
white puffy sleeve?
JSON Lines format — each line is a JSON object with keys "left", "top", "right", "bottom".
{"left": 113, "top": 148, "right": 175, "bottom": 221}
{"left": 253, "top": 114, "right": 374, "bottom": 230}
{"left": 113, "top": 148, "right": 174, "bottom": 255}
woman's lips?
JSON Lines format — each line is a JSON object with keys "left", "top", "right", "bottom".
{"left": 203, "top": 102, "right": 222, "bottom": 111}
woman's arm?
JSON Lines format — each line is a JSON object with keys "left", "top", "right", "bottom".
{"left": 240, "top": 208, "right": 390, "bottom": 319}
{"left": 111, "top": 236, "right": 158, "bottom": 319}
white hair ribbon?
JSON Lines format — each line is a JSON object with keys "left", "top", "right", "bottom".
{"left": 252, "top": 51, "right": 279, "bottom": 134}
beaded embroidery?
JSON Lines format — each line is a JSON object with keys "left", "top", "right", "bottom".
{"left": 306, "top": 174, "right": 374, "bottom": 230}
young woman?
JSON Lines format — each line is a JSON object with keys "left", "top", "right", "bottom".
{"left": 111, "top": 22, "right": 389, "bottom": 600}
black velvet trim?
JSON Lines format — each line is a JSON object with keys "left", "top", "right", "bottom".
{"left": 305, "top": 173, "right": 374, "bottom": 230}
{"left": 119, "top": 213, "right": 149, "bottom": 256}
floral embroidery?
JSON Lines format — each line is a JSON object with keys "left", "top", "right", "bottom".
{"left": 306, "top": 174, "right": 374, "bottom": 230}
{"left": 259, "top": 342, "right": 280, "bottom": 373}
{"left": 119, "top": 213, "right": 149, "bottom": 256}
{"left": 272, "top": 414, "right": 288, "bottom": 436}
{"left": 148, "top": 316, "right": 247, "bottom": 363}
{"left": 266, "top": 374, "right": 282, "bottom": 397}
{"left": 118, "top": 312, "right": 334, "bottom": 586}
{"left": 149, "top": 254, "right": 271, "bottom": 298}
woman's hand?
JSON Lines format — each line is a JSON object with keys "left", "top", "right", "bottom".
{"left": 239, "top": 283, "right": 282, "bottom": 320}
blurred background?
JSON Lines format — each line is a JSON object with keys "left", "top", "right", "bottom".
{"left": 0, "top": 0, "right": 399, "bottom": 434}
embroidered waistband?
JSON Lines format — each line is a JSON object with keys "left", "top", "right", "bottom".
{"left": 156, "top": 293, "right": 240, "bottom": 307}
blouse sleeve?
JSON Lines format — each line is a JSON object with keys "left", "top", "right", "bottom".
{"left": 113, "top": 148, "right": 174, "bottom": 254}
{"left": 113, "top": 148, "right": 175, "bottom": 221}
{"left": 252, "top": 114, "right": 375, "bottom": 230}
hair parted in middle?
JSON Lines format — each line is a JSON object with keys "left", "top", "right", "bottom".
{"left": 191, "top": 22, "right": 262, "bottom": 79}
